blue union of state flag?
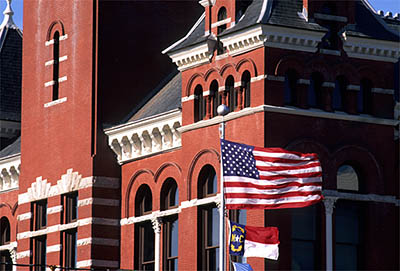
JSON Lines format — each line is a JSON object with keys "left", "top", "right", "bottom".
{"left": 229, "top": 221, "right": 246, "bottom": 256}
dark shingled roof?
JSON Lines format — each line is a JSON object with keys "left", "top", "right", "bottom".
{"left": 0, "top": 136, "right": 20, "bottom": 159}
{"left": 0, "top": 26, "right": 22, "bottom": 122}
{"left": 166, "top": 0, "right": 399, "bottom": 53}
{"left": 126, "top": 72, "right": 182, "bottom": 122}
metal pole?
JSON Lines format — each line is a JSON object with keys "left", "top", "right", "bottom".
{"left": 218, "top": 104, "right": 229, "bottom": 271}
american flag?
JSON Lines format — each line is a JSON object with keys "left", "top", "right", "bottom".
{"left": 221, "top": 139, "right": 323, "bottom": 209}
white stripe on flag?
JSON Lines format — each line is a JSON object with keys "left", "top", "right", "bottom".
{"left": 224, "top": 176, "right": 322, "bottom": 185}
{"left": 225, "top": 185, "right": 321, "bottom": 195}
{"left": 253, "top": 150, "right": 315, "bottom": 160}
{"left": 244, "top": 240, "right": 279, "bottom": 260}
{"left": 258, "top": 166, "right": 322, "bottom": 176}
{"left": 226, "top": 194, "right": 322, "bottom": 205}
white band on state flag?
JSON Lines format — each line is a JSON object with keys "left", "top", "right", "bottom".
{"left": 244, "top": 240, "right": 279, "bottom": 260}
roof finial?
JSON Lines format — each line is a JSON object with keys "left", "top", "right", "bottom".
{"left": 0, "top": 0, "right": 16, "bottom": 29}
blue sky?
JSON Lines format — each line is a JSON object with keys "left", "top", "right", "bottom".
{"left": 1, "top": 0, "right": 400, "bottom": 30}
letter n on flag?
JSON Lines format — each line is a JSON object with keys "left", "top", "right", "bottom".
{"left": 221, "top": 139, "right": 323, "bottom": 209}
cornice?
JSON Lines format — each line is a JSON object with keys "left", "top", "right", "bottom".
{"left": 342, "top": 32, "right": 400, "bottom": 63}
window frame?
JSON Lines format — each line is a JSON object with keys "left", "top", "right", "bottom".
{"left": 32, "top": 200, "right": 47, "bottom": 231}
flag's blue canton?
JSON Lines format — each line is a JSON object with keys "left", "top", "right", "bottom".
{"left": 221, "top": 139, "right": 259, "bottom": 179}
{"left": 229, "top": 221, "right": 246, "bottom": 256}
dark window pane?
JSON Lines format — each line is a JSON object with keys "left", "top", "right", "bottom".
{"left": 170, "top": 219, "right": 179, "bottom": 257}
{"left": 335, "top": 244, "right": 357, "bottom": 270}
{"left": 292, "top": 240, "right": 315, "bottom": 270}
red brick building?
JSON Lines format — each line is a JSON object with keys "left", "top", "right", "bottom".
{"left": 0, "top": 0, "right": 399, "bottom": 270}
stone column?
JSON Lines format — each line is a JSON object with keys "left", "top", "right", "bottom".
{"left": 151, "top": 217, "right": 162, "bottom": 271}
{"left": 323, "top": 197, "right": 337, "bottom": 270}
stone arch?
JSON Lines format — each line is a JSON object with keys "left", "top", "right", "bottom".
{"left": 332, "top": 145, "right": 383, "bottom": 194}
{"left": 154, "top": 162, "right": 182, "bottom": 184}
{"left": 236, "top": 58, "right": 258, "bottom": 77}
{"left": 125, "top": 169, "right": 154, "bottom": 218}
{"left": 186, "top": 72, "right": 205, "bottom": 97}
{"left": 304, "top": 57, "right": 333, "bottom": 82}
{"left": 46, "top": 20, "right": 65, "bottom": 41}
{"left": 274, "top": 55, "right": 304, "bottom": 77}
{"left": 220, "top": 63, "right": 239, "bottom": 81}
{"left": 204, "top": 68, "right": 222, "bottom": 85}
{"left": 187, "top": 149, "right": 220, "bottom": 200}
{"left": 333, "top": 62, "right": 360, "bottom": 85}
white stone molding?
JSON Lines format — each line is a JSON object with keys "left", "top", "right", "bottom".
{"left": 0, "top": 154, "right": 20, "bottom": 192}
{"left": 346, "top": 85, "right": 361, "bottom": 91}
{"left": 220, "top": 25, "right": 265, "bottom": 56}
{"left": 120, "top": 194, "right": 220, "bottom": 226}
{"left": 265, "top": 75, "right": 284, "bottom": 82}
{"left": 298, "top": 79, "right": 310, "bottom": 85}
{"left": 17, "top": 217, "right": 119, "bottom": 240}
{"left": 342, "top": 33, "right": 400, "bottom": 63}
{"left": 76, "top": 259, "right": 119, "bottom": 269}
{"left": 320, "top": 48, "right": 341, "bottom": 56}
{"left": 18, "top": 174, "right": 119, "bottom": 205}
{"left": 16, "top": 250, "right": 30, "bottom": 260}
{"left": 44, "top": 97, "right": 67, "bottom": 108}
{"left": 252, "top": 74, "right": 268, "bottom": 82}
{"left": 45, "top": 34, "right": 68, "bottom": 46}
{"left": 45, "top": 55, "right": 68, "bottom": 66}
{"left": 151, "top": 217, "right": 162, "bottom": 234}
{"left": 47, "top": 205, "right": 62, "bottom": 215}
{"left": 77, "top": 237, "right": 119, "bottom": 247}
{"left": 322, "top": 82, "right": 335, "bottom": 88}
{"left": 211, "top": 17, "right": 231, "bottom": 28}
{"left": 371, "top": 88, "right": 395, "bottom": 95}
{"left": 152, "top": 217, "right": 162, "bottom": 271}
{"left": 181, "top": 94, "right": 195, "bottom": 103}
{"left": 57, "top": 168, "right": 82, "bottom": 194}
{"left": 105, "top": 109, "right": 182, "bottom": 164}
{"left": 17, "top": 212, "right": 32, "bottom": 221}
{"left": 322, "top": 190, "right": 399, "bottom": 205}
{"left": 47, "top": 244, "right": 62, "bottom": 253}
{"left": 0, "top": 241, "right": 17, "bottom": 252}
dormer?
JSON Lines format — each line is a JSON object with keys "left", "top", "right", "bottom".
{"left": 199, "top": 0, "right": 252, "bottom": 36}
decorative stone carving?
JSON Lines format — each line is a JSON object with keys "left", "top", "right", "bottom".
{"left": 151, "top": 217, "right": 162, "bottom": 234}
{"left": 27, "top": 176, "right": 51, "bottom": 201}
{"left": 57, "top": 168, "right": 82, "bottom": 194}
{"left": 323, "top": 197, "right": 337, "bottom": 215}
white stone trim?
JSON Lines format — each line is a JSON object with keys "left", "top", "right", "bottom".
{"left": 220, "top": 25, "right": 265, "bottom": 56}
{"left": 314, "top": 12, "right": 348, "bottom": 22}
{"left": 182, "top": 94, "right": 195, "bottom": 102}
{"left": 58, "top": 76, "right": 67, "bottom": 83}
{"left": 0, "top": 242, "right": 17, "bottom": 252}
{"left": 17, "top": 217, "right": 119, "bottom": 240}
{"left": 45, "top": 55, "right": 68, "bottom": 66}
{"left": 371, "top": 88, "right": 394, "bottom": 95}
{"left": 47, "top": 205, "right": 62, "bottom": 215}
{"left": 105, "top": 109, "right": 182, "bottom": 164}
{"left": 77, "top": 197, "right": 119, "bottom": 207}
{"left": 346, "top": 85, "right": 360, "bottom": 91}
{"left": 47, "top": 244, "right": 61, "bottom": 253}
{"left": 77, "top": 237, "right": 119, "bottom": 247}
{"left": 178, "top": 104, "right": 399, "bottom": 133}
{"left": 121, "top": 194, "right": 220, "bottom": 226}
{"left": 76, "top": 259, "right": 119, "bottom": 268}
{"left": 17, "top": 212, "right": 32, "bottom": 221}
{"left": 298, "top": 79, "right": 310, "bottom": 85}
{"left": 320, "top": 49, "right": 341, "bottom": 56}
{"left": 203, "top": 90, "right": 210, "bottom": 96}
{"left": 0, "top": 154, "right": 20, "bottom": 192}
{"left": 16, "top": 250, "right": 30, "bottom": 259}
{"left": 44, "top": 80, "right": 55, "bottom": 87}
{"left": 45, "top": 34, "right": 68, "bottom": 46}
{"left": 211, "top": 18, "right": 231, "bottom": 28}
{"left": 323, "top": 190, "right": 399, "bottom": 205}
{"left": 322, "top": 82, "right": 335, "bottom": 88}
{"left": 265, "top": 75, "right": 284, "bottom": 82}
{"left": 18, "top": 169, "right": 119, "bottom": 205}
{"left": 342, "top": 33, "right": 400, "bottom": 63}
{"left": 252, "top": 74, "right": 267, "bottom": 82}
{"left": 44, "top": 97, "right": 67, "bottom": 108}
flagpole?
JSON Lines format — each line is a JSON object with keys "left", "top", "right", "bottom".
{"left": 218, "top": 104, "right": 229, "bottom": 271}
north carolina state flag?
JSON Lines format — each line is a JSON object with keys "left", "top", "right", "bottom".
{"left": 229, "top": 221, "right": 279, "bottom": 260}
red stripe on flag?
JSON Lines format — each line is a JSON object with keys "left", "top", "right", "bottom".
{"left": 253, "top": 147, "right": 319, "bottom": 159}
{"left": 258, "top": 172, "right": 322, "bottom": 180}
{"left": 224, "top": 181, "right": 322, "bottom": 190}
{"left": 254, "top": 155, "right": 319, "bottom": 164}
{"left": 225, "top": 190, "right": 321, "bottom": 199}
{"left": 256, "top": 161, "right": 321, "bottom": 172}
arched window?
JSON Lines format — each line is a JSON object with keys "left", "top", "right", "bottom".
{"left": 242, "top": 71, "right": 251, "bottom": 108}
{"left": 134, "top": 185, "right": 154, "bottom": 270}
{"left": 0, "top": 217, "right": 10, "bottom": 245}
{"left": 337, "top": 164, "right": 359, "bottom": 192}
{"left": 226, "top": 76, "right": 236, "bottom": 112}
{"left": 333, "top": 75, "right": 348, "bottom": 111}
{"left": 0, "top": 217, "right": 11, "bottom": 271}
{"left": 210, "top": 80, "right": 219, "bottom": 118}
{"left": 359, "top": 79, "right": 373, "bottom": 114}
{"left": 161, "top": 178, "right": 179, "bottom": 270}
{"left": 194, "top": 85, "right": 204, "bottom": 122}
{"left": 52, "top": 31, "right": 60, "bottom": 101}
{"left": 308, "top": 72, "right": 324, "bottom": 108}
{"left": 161, "top": 178, "right": 179, "bottom": 211}
{"left": 284, "top": 69, "right": 298, "bottom": 106}
{"left": 197, "top": 165, "right": 219, "bottom": 270}
{"left": 217, "top": 7, "right": 227, "bottom": 34}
